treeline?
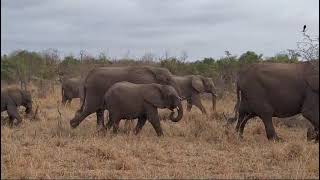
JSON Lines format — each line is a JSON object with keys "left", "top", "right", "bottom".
{"left": 1, "top": 49, "right": 301, "bottom": 87}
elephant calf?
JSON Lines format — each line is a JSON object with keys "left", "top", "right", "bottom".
{"left": 60, "top": 77, "right": 83, "bottom": 105}
{"left": 173, "top": 75, "right": 217, "bottom": 114}
{"left": 1, "top": 87, "right": 33, "bottom": 126}
{"left": 103, "top": 82, "right": 183, "bottom": 136}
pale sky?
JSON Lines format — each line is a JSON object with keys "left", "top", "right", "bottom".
{"left": 1, "top": 0, "right": 319, "bottom": 60}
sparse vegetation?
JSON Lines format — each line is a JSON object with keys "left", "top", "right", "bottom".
{"left": 1, "top": 30, "right": 318, "bottom": 178}
{"left": 1, "top": 84, "right": 318, "bottom": 179}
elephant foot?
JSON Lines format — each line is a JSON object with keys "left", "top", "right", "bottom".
{"left": 96, "top": 124, "right": 106, "bottom": 132}
{"left": 70, "top": 120, "right": 79, "bottom": 128}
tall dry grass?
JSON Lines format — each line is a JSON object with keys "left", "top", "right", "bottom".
{"left": 1, "top": 85, "right": 319, "bottom": 179}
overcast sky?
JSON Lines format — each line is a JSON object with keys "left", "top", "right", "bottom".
{"left": 1, "top": 0, "right": 319, "bottom": 61}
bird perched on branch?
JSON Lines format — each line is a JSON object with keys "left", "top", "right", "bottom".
{"left": 302, "top": 25, "right": 306, "bottom": 32}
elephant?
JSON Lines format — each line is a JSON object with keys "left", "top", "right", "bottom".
{"left": 103, "top": 82, "right": 183, "bottom": 136}
{"left": 1, "top": 87, "right": 33, "bottom": 126}
{"left": 173, "top": 75, "right": 217, "bottom": 114}
{"left": 228, "top": 61, "right": 319, "bottom": 141}
{"left": 60, "top": 77, "right": 84, "bottom": 105}
{"left": 69, "top": 66, "right": 183, "bottom": 131}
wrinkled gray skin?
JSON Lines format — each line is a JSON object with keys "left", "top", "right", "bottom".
{"left": 60, "top": 77, "right": 84, "bottom": 105}
{"left": 104, "top": 82, "right": 183, "bottom": 136}
{"left": 70, "top": 66, "right": 183, "bottom": 130}
{"left": 228, "top": 61, "right": 319, "bottom": 141}
{"left": 1, "top": 87, "right": 32, "bottom": 126}
{"left": 173, "top": 75, "right": 217, "bottom": 114}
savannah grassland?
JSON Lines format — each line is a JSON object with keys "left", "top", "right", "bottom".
{"left": 1, "top": 84, "right": 319, "bottom": 179}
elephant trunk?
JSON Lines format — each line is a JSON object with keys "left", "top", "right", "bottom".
{"left": 169, "top": 102, "right": 183, "bottom": 122}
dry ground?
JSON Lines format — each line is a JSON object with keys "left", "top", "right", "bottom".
{"left": 1, "top": 85, "right": 319, "bottom": 179}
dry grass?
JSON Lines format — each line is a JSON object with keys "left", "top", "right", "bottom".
{"left": 1, "top": 85, "right": 319, "bottom": 179}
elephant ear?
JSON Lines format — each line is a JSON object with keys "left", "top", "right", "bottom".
{"left": 191, "top": 76, "right": 204, "bottom": 93}
{"left": 305, "top": 74, "right": 319, "bottom": 93}
{"left": 143, "top": 85, "right": 165, "bottom": 108}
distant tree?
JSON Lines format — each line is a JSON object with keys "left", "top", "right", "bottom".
{"left": 97, "top": 51, "right": 111, "bottom": 64}
{"left": 266, "top": 53, "right": 297, "bottom": 63}
{"left": 238, "top": 51, "right": 262, "bottom": 65}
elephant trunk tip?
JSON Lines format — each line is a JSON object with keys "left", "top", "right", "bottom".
{"left": 169, "top": 103, "right": 183, "bottom": 122}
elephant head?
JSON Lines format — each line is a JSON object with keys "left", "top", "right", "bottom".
{"left": 143, "top": 84, "right": 183, "bottom": 122}
{"left": 148, "top": 67, "right": 183, "bottom": 98}
{"left": 191, "top": 75, "right": 217, "bottom": 112}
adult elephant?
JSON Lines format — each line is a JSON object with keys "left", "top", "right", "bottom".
{"left": 69, "top": 66, "right": 183, "bottom": 131}
{"left": 1, "top": 87, "right": 33, "bottom": 126}
{"left": 228, "top": 61, "right": 319, "bottom": 141}
{"left": 173, "top": 75, "right": 217, "bottom": 114}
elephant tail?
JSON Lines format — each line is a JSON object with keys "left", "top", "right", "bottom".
{"left": 227, "top": 82, "right": 241, "bottom": 124}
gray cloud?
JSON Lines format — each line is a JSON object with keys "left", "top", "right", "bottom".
{"left": 1, "top": 0, "right": 319, "bottom": 60}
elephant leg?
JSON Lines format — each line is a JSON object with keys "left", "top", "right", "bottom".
{"left": 7, "top": 105, "right": 22, "bottom": 126}
{"left": 112, "top": 118, "right": 121, "bottom": 134}
{"left": 191, "top": 94, "right": 207, "bottom": 114}
{"left": 147, "top": 107, "right": 163, "bottom": 136}
{"left": 96, "top": 109, "right": 105, "bottom": 131}
{"left": 302, "top": 91, "right": 319, "bottom": 141}
{"left": 260, "top": 114, "right": 280, "bottom": 141}
{"left": 302, "top": 91, "right": 319, "bottom": 130}
{"left": 134, "top": 115, "right": 147, "bottom": 135}
{"left": 235, "top": 111, "right": 246, "bottom": 132}
{"left": 238, "top": 113, "right": 255, "bottom": 137}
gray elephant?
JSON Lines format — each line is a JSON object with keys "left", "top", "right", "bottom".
{"left": 173, "top": 75, "right": 217, "bottom": 114}
{"left": 70, "top": 66, "right": 183, "bottom": 131}
{"left": 60, "top": 77, "right": 84, "bottom": 105}
{"left": 103, "top": 82, "right": 183, "bottom": 136}
{"left": 1, "top": 87, "right": 33, "bottom": 126}
{"left": 228, "top": 61, "right": 319, "bottom": 141}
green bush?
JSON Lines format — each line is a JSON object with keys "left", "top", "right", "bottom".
{"left": 0, "top": 49, "right": 312, "bottom": 86}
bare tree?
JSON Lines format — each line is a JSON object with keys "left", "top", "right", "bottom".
{"left": 80, "top": 50, "right": 85, "bottom": 62}
{"left": 123, "top": 49, "right": 131, "bottom": 59}
{"left": 140, "top": 52, "right": 155, "bottom": 62}
{"left": 179, "top": 50, "right": 188, "bottom": 62}
{"left": 225, "top": 50, "right": 232, "bottom": 58}
{"left": 164, "top": 50, "right": 169, "bottom": 60}
{"left": 296, "top": 32, "right": 319, "bottom": 61}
